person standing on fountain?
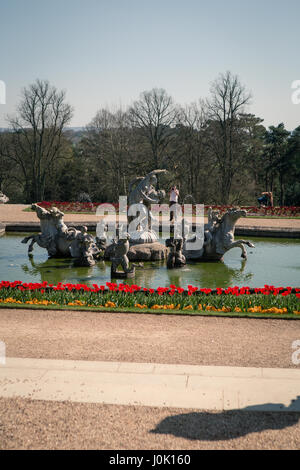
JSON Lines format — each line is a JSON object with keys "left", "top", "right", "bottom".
{"left": 169, "top": 185, "right": 179, "bottom": 222}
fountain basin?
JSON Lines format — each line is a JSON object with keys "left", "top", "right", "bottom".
{"left": 0, "top": 233, "right": 299, "bottom": 290}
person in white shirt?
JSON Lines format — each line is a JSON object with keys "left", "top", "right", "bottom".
{"left": 169, "top": 185, "right": 179, "bottom": 221}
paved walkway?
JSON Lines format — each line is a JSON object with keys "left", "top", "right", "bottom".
{"left": 1, "top": 310, "right": 299, "bottom": 415}
{"left": 1, "top": 204, "right": 300, "bottom": 229}
{"left": 1, "top": 358, "right": 300, "bottom": 412}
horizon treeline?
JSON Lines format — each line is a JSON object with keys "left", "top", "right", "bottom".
{"left": 0, "top": 72, "right": 299, "bottom": 206}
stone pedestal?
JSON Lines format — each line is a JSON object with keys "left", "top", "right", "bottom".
{"left": 128, "top": 242, "right": 168, "bottom": 261}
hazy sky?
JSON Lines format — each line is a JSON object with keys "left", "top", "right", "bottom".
{"left": 1, "top": 0, "right": 300, "bottom": 130}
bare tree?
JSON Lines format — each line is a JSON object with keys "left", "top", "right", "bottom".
{"left": 206, "top": 71, "right": 252, "bottom": 203}
{"left": 81, "top": 107, "right": 138, "bottom": 200}
{"left": 129, "top": 88, "right": 178, "bottom": 169}
{"left": 175, "top": 101, "right": 209, "bottom": 200}
{"left": 0, "top": 141, "right": 15, "bottom": 193}
{"left": 1, "top": 79, "right": 73, "bottom": 202}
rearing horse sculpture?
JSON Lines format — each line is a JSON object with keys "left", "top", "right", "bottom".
{"left": 183, "top": 208, "right": 255, "bottom": 261}
{"left": 21, "top": 204, "right": 100, "bottom": 265}
{"left": 22, "top": 204, "right": 78, "bottom": 256}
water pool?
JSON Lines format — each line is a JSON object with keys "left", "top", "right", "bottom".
{"left": 0, "top": 233, "right": 299, "bottom": 289}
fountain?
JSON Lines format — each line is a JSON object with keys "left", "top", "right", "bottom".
{"left": 21, "top": 171, "right": 256, "bottom": 275}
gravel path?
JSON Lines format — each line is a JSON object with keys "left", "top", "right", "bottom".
{"left": 1, "top": 308, "right": 300, "bottom": 450}
{"left": 1, "top": 308, "right": 299, "bottom": 368}
{"left": 0, "top": 397, "right": 299, "bottom": 450}
{"left": 1, "top": 204, "right": 300, "bottom": 228}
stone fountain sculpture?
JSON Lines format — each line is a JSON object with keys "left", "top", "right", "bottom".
{"left": 183, "top": 207, "right": 255, "bottom": 261}
{"left": 95, "top": 220, "right": 108, "bottom": 256}
{"left": 110, "top": 233, "right": 135, "bottom": 278}
{"left": 166, "top": 237, "right": 186, "bottom": 269}
{"left": 21, "top": 198, "right": 255, "bottom": 275}
{"left": 70, "top": 226, "right": 98, "bottom": 267}
{"left": 104, "top": 169, "right": 169, "bottom": 262}
{"left": 127, "top": 169, "right": 167, "bottom": 244}
{"left": 21, "top": 204, "right": 100, "bottom": 266}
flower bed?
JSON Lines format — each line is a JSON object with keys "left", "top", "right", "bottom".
{"left": 36, "top": 201, "right": 117, "bottom": 213}
{"left": 205, "top": 205, "right": 300, "bottom": 217}
{"left": 1, "top": 281, "right": 299, "bottom": 317}
{"left": 36, "top": 201, "right": 300, "bottom": 217}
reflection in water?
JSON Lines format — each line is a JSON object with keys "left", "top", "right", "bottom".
{"left": 0, "top": 233, "right": 299, "bottom": 288}
{"left": 117, "top": 261, "right": 165, "bottom": 288}
{"left": 19, "top": 255, "right": 253, "bottom": 289}
{"left": 166, "top": 258, "right": 252, "bottom": 288}
{"left": 22, "top": 256, "right": 96, "bottom": 284}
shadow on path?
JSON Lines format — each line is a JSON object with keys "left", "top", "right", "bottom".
{"left": 150, "top": 396, "right": 300, "bottom": 441}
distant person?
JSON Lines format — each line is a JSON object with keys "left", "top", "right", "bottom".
{"left": 169, "top": 185, "right": 179, "bottom": 221}
{"left": 257, "top": 191, "right": 273, "bottom": 207}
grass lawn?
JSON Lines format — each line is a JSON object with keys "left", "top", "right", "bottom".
{"left": 1, "top": 302, "right": 299, "bottom": 320}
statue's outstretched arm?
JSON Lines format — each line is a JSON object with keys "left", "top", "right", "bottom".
{"left": 140, "top": 190, "right": 159, "bottom": 203}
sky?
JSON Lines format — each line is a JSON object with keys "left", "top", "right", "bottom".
{"left": 0, "top": 0, "right": 300, "bottom": 130}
